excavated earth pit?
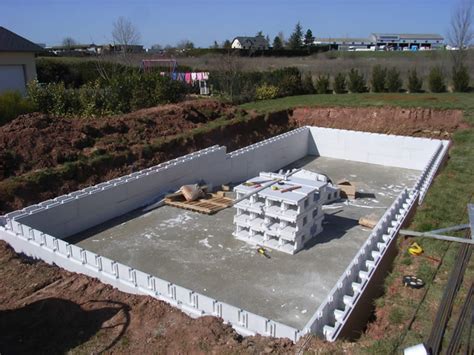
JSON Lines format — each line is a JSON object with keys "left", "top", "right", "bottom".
{"left": 0, "top": 102, "right": 456, "bottom": 341}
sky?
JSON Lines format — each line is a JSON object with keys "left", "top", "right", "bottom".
{"left": 0, "top": 0, "right": 459, "bottom": 48}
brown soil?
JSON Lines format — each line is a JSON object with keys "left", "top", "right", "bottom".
{"left": 290, "top": 106, "right": 466, "bottom": 138}
{"left": 0, "top": 105, "right": 292, "bottom": 214}
{"left": 0, "top": 241, "right": 296, "bottom": 354}
{"left": 0, "top": 99, "right": 239, "bottom": 180}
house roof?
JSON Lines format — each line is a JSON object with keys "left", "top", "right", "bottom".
{"left": 233, "top": 36, "right": 269, "bottom": 47}
{"left": 372, "top": 33, "right": 444, "bottom": 40}
{"left": 315, "top": 37, "right": 373, "bottom": 44}
{"left": 0, "top": 26, "right": 44, "bottom": 52}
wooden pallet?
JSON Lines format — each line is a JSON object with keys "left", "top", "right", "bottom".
{"left": 164, "top": 193, "right": 233, "bottom": 215}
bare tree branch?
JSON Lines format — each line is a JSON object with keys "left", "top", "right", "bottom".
{"left": 449, "top": 0, "right": 473, "bottom": 48}
{"left": 111, "top": 17, "right": 141, "bottom": 66}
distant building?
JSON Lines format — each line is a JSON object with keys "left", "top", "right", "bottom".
{"left": 46, "top": 43, "right": 145, "bottom": 56}
{"left": 314, "top": 37, "right": 375, "bottom": 51}
{"left": 370, "top": 33, "right": 444, "bottom": 50}
{"left": 314, "top": 33, "right": 444, "bottom": 51}
{"left": 48, "top": 43, "right": 100, "bottom": 56}
{"left": 231, "top": 35, "right": 269, "bottom": 50}
{"left": 0, "top": 26, "right": 44, "bottom": 95}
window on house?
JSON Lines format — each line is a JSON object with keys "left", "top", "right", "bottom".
{"left": 303, "top": 217, "right": 307, "bottom": 226}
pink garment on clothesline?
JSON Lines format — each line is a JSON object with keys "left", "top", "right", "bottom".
{"left": 185, "top": 72, "right": 192, "bottom": 84}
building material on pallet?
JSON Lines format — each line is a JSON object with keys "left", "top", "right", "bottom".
{"left": 337, "top": 179, "right": 356, "bottom": 199}
{"left": 164, "top": 191, "right": 233, "bottom": 215}
{"left": 358, "top": 213, "right": 378, "bottom": 228}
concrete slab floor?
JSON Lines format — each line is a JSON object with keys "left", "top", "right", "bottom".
{"left": 73, "top": 156, "right": 420, "bottom": 329}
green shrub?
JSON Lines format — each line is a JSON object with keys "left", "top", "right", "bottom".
{"left": 209, "top": 67, "right": 305, "bottom": 103}
{"left": 333, "top": 72, "right": 346, "bottom": 94}
{"left": 371, "top": 65, "right": 387, "bottom": 92}
{"left": 154, "top": 76, "right": 187, "bottom": 104}
{"left": 386, "top": 67, "right": 403, "bottom": 92}
{"left": 36, "top": 58, "right": 128, "bottom": 88}
{"left": 255, "top": 84, "right": 280, "bottom": 100}
{"left": 302, "top": 73, "right": 316, "bottom": 94}
{"left": 0, "top": 91, "right": 36, "bottom": 125}
{"left": 315, "top": 74, "right": 330, "bottom": 94}
{"left": 348, "top": 68, "right": 366, "bottom": 93}
{"left": 28, "top": 81, "right": 79, "bottom": 116}
{"left": 407, "top": 69, "right": 423, "bottom": 93}
{"left": 428, "top": 66, "right": 446, "bottom": 93}
{"left": 452, "top": 64, "right": 470, "bottom": 92}
{"left": 78, "top": 80, "right": 110, "bottom": 117}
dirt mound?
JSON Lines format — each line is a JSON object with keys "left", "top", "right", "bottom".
{"left": 290, "top": 106, "right": 466, "bottom": 138}
{"left": 0, "top": 99, "right": 239, "bottom": 180}
{"left": 0, "top": 241, "right": 295, "bottom": 354}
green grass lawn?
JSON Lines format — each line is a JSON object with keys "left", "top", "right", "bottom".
{"left": 242, "top": 92, "right": 474, "bottom": 353}
{"left": 241, "top": 92, "right": 474, "bottom": 113}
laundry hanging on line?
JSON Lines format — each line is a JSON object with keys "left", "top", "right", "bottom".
{"left": 159, "top": 71, "right": 210, "bottom": 85}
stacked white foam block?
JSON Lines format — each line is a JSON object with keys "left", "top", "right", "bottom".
{"left": 233, "top": 170, "right": 334, "bottom": 254}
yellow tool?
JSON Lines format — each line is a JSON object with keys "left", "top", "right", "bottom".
{"left": 271, "top": 186, "right": 280, "bottom": 191}
{"left": 257, "top": 246, "right": 270, "bottom": 259}
{"left": 408, "top": 242, "right": 423, "bottom": 256}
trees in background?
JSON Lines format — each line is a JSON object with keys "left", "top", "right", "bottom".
{"left": 304, "top": 29, "right": 315, "bottom": 47}
{"left": 112, "top": 17, "right": 140, "bottom": 49}
{"left": 428, "top": 67, "right": 446, "bottom": 93}
{"left": 449, "top": 0, "right": 472, "bottom": 91}
{"left": 288, "top": 22, "right": 303, "bottom": 49}
{"left": 111, "top": 17, "right": 141, "bottom": 66}
{"left": 371, "top": 65, "right": 387, "bottom": 92}
{"left": 407, "top": 69, "right": 423, "bottom": 93}
{"left": 62, "top": 37, "right": 77, "bottom": 49}
{"left": 176, "top": 40, "right": 195, "bottom": 51}
{"left": 272, "top": 36, "right": 283, "bottom": 50}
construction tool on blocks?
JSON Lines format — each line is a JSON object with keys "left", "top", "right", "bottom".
{"left": 280, "top": 185, "right": 301, "bottom": 193}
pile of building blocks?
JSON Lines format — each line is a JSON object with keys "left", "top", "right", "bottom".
{"left": 233, "top": 169, "right": 340, "bottom": 254}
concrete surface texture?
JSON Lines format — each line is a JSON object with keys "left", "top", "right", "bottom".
{"left": 74, "top": 156, "right": 419, "bottom": 329}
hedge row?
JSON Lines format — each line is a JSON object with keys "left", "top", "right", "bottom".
{"left": 209, "top": 67, "right": 314, "bottom": 103}
{"left": 28, "top": 70, "right": 188, "bottom": 116}
{"left": 36, "top": 58, "right": 194, "bottom": 88}
{"left": 305, "top": 65, "right": 470, "bottom": 95}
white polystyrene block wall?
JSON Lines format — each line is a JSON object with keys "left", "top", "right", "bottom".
{"left": 308, "top": 127, "right": 444, "bottom": 170}
{"left": 14, "top": 128, "right": 310, "bottom": 239}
